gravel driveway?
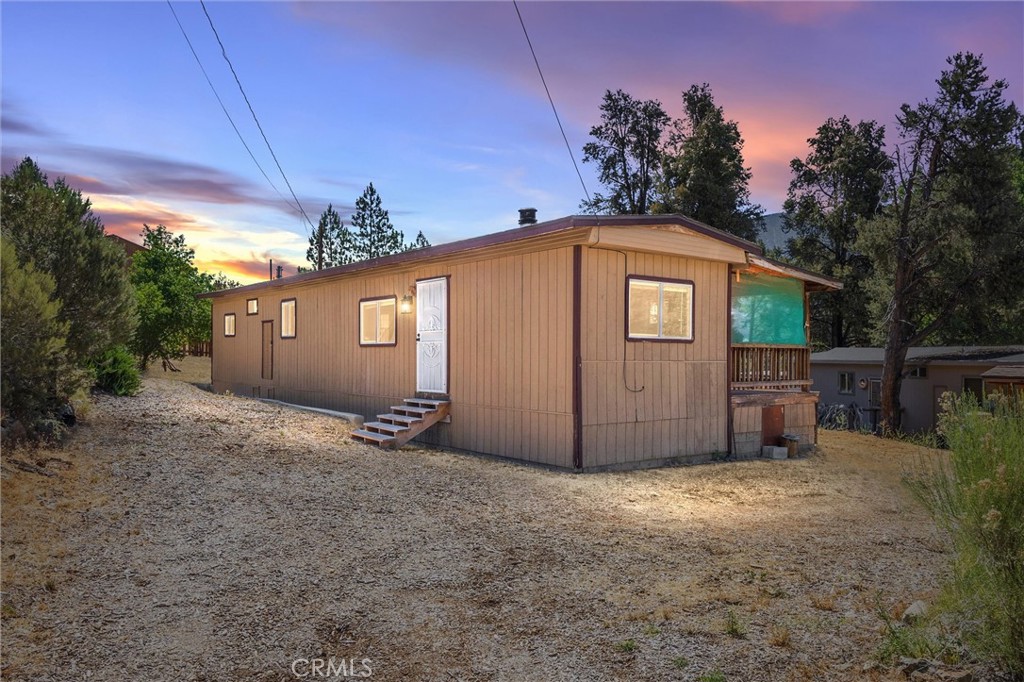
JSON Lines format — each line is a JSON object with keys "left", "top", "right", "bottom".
{"left": 2, "top": 377, "right": 950, "bottom": 681}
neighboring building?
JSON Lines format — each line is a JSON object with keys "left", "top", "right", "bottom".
{"left": 811, "top": 346, "right": 1024, "bottom": 432}
{"left": 106, "top": 233, "right": 146, "bottom": 261}
{"left": 200, "top": 214, "right": 839, "bottom": 471}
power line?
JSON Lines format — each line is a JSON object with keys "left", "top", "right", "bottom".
{"left": 199, "top": 0, "right": 315, "bottom": 232}
{"left": 512, "top": 0, "right": 591, "bottom": 207}
{"left": 165, "top": 1, "right": 301, "bottom": 218}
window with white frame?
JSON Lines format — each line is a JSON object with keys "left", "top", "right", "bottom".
{"left": 281, "top": 299, "right": 296, "bottom": 338}
{"left": 839, "top": 371, "right": 855, "bottom": 394}
{"left": 360, "top": 297, "right": 396, "bottom": 346}
{"left": 627, "top": 276, "right": 694, "bottom": 341}
{"left": 223, "top": 313, "right": 236, "bottom": 337}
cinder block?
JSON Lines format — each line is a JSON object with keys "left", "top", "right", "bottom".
{"left": 762, "top": 446, "right": 788, "bottom": 460}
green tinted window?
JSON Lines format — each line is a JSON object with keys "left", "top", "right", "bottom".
{"left": 731, "top": 272, "right": 805, "bottom": 345}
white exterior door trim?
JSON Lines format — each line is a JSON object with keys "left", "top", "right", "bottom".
{"left": 416, "top": 277, "right": 448, "bottom": 394}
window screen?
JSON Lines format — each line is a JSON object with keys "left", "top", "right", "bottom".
{"left": 731, "top": 272, "right": 806, "bottom": 345}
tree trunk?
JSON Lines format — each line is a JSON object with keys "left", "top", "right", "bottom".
{"left": 880, "top": 267, "right": 911, "bottom": 433}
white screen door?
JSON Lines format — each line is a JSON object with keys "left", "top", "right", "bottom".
{"left": 416, "top": 277, "right": 448, "bottom": 394}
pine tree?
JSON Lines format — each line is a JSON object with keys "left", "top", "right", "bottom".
{"left": 306, "top": 204, "right": 355, "bottom": 270}
{"left": 351, "top": 183, "right": 405, "bottom": 261}
{"left": 1, "top": 157, "right": 135, "bottom": 369}
{"left": 784, "top": 116, "right": 891, "bottom": 349}
{"left": 580, "top": 89, "right": 670, "bottom": 215}
{"left": 859, "top": 53, "right": 1023, "bottom": 432}
{"left": 655, "top": 84, "right": 764, "bottom": 241}
{"left": 406, "top": 230, "right": 431, "bottom": 251}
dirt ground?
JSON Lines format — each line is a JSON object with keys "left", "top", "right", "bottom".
{"left": 2, "top": 363, "right": 955, "bottom": 681}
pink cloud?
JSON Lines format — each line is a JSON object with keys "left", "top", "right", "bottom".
{"left": 733, "top": 1, "right": 864, "bottom": 27}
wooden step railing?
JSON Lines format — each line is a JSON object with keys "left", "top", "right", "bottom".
{"left": 731, "top": 344, "right": 811, "bottom": 391}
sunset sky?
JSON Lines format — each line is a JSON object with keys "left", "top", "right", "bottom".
{"left": 2, "top": 1, "right": 1021, "bottom": 284}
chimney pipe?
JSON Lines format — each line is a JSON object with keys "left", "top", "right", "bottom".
{"left": 269, "top": 259, "right": 273, "bottom": 281}
{"left": 276, "top": 265, "right": 283, "bottom": 280}
{"left": 518, "top": 207, "right": 537, "bottom": 226}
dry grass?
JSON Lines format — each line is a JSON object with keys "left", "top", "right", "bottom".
{"left": 0, "top": 381, "right": 952, "bottom": 681}
{"left": 141, "top": 354, "right": 210, "bottom": 385}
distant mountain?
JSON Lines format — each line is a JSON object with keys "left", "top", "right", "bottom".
{"left": 760, "top": 212, "right": 789, "bottom": 254}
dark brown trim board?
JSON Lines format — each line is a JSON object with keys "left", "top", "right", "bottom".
{"left": 280, "top": 298, "right": 297, "bottom": 339}
{"left": 572, "top": 245, "right": 583, "bottom": 470}
{"left": 624, "top": 274, "right": 696, "bottom": 343}
{"left": 726, "top": 265, "right": 733, "bottom": 455}
{"left": 357, "top": 295, "right": 398, "bottom": 347}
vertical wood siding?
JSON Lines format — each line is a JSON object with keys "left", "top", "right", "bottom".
{"left": 579, "top": 247, "right": 729, "bottom": 467}
{"left": 211, "top": 246, "right": 574, "bottom": 468}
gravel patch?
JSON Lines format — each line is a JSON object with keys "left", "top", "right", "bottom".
{"left": 2, "top": 377, "right": 953, "bottom": 681}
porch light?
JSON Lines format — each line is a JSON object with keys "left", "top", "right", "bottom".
{"left": 400, "top": 294, "right": 414, "bottom": 314}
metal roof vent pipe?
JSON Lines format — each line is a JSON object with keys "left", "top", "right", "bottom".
{"left": 518, "top": 207, "right": 537, "bottom": 226}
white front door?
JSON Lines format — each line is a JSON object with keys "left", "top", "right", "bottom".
{"left": 416, "top": 277, "right": 448, "bottom": 394}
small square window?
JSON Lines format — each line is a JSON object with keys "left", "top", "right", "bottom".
{"left": 281, "top": 299, "right": 296, "bottom": 338}
{"left": 247, "top": 299, "right": 258, "bottom": 315}
{"left": 908, "top": 366, "right": 928, "bottom": 379}
{"left": 224, "top": 313, "right": 236, "bottom": 337}
{"left": 359, "top": 297, "right": 397, "bottom": 346}
{"left": 838, "top": 371, "right": 855, "bottom": 395}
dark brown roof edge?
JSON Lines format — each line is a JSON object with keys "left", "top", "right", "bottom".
{"left": 199, "top": 213, "right": 764, "bottom": 300}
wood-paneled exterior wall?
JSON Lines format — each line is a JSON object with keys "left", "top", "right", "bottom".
{"left": 213, "top": 241, "right": 576, "bottom": 468}
{"left": 209, "top": 224, "right": 780, "bottom": 470}
{"left": 579, "top": 248, "right": 729, "bottom": 468}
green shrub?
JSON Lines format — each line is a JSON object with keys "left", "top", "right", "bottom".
{"left": 905, "top": 392, "right": 1024, "bottom": 679}
{"left": 0, "top": 239, "right": 83, "bottom": 424}
{"left": 93, "top": 346, "right": 141, "bottom": 396}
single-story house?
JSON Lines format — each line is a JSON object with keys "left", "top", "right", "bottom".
{"left": 811, "top": 346, "right": 1024, "bottom": 432}
{"left": 200, "top": 214, "right": 840, "bottom": 470}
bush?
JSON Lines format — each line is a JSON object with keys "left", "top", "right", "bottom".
{"left": 0, "top": 239, "right": 83, "bottom": 424}
{"left": 93, "top": 346, "right": 141, "bottom": 396}
{"left": 905, "top": 392, "right": 1024, "bottom": 679}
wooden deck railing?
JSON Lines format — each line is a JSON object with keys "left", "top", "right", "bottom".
{"left": 731, "top": 344, "right": 811, "bottom": 391}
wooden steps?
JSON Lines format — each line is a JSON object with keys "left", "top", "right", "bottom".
{"left": 351, "top": 398, "right": 450, "bottom": 448}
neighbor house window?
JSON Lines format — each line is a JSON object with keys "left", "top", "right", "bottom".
{"left": 962, "top": 377, "right": 984, "bottom": 401}
{"left": 223, "top": 313, "right": 236, "bottom": 337}
{"left": 908, "top": 366, "right": 928, "bottom": 378}
{"left": 360, "top": 297, "right": 397, "bottom": 346}
{"left": 838, "top": 371, "right": 855, "bottom": 395}
{"left": 247, "top": 298, "right": 259, "bottom": 315}
{"left": 281, "top": 299, "right": 296, "bottom": 338}
{"left": 626, "top": 276, "right": 694, "bottom": 341}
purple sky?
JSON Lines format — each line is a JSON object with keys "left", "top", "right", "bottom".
{"left": 3, "top": 1, "right": 1021, "bottom": 282}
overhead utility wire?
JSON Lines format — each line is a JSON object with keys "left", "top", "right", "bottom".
{"left": 199, "top": 0, "right": 315, "bottom": 233}
{"left": 512, "top": 0, "right": 591, "bottom": 207}
{"left": 165, "top": 1, "right": 300, "bottom": 217}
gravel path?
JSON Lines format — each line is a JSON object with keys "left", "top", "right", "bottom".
{"left": 2, "top": 378, "right": 952, "bottom": 681}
